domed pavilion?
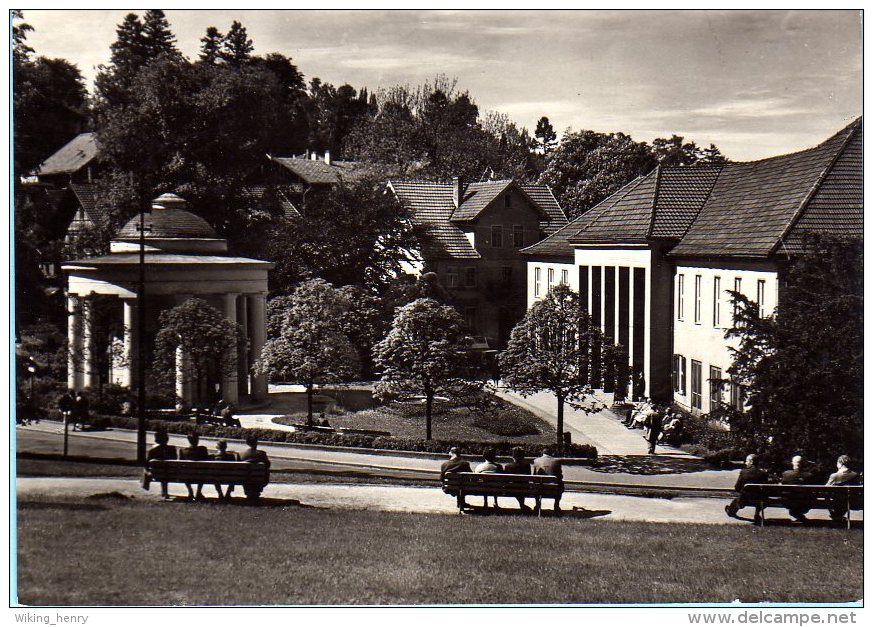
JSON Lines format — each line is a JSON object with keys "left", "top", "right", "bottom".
{"left": 62, "top": 193, "right": 273, "bottom": 405}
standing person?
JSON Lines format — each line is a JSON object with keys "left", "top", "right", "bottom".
{"left": 724, "top": 454, "right": 769, "bottom": 522}
{"left": 474, "top": 448, "right": 502, "bottom": 509}
{"left": 781, "top": 455, "right": 811, "bottom": 523}
{"left": 73, "top": 392, "right": 89, "bottom": 431}
{"left": 179, "top": 433, "right": 209, "bottom": 500}
{"left": 645, "top": 407, "right": 663, "bottom": 454}
{"left": 826, "top": 455, "right": 861, "bottom": 523}
{"left": 58, "top": 391, "right": 74, "bottom": 429}
{"left": 503, "top": 446, "right": 533, "bottom": 513}
{"left": 145, "top": 430, "right": 178, "bottom": 500}
{"left": 533, "top": 448, "right": 564, "bottom": 514}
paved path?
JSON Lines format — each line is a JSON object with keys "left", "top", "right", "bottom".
{"left": 16, "top": 423, "right": 738, "bottom": 491}
{"left": 497, "top": 388, "right": 691, "bottom": 457}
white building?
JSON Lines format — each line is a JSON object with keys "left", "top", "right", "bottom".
{"left": 524, "top": 118, "right": 861, "bottom": 412}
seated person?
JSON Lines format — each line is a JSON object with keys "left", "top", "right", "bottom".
{"left": 145, "top": 430, "right": 177, "bottom": 499}
{"left": 474, "top": 448, "right": 502, "bottom": 508}
{"left": 533, "top": 447, "right": 564, "bottom": 513}
{"left": 502, "top": 446, "right": 533, "bottom": 512}
{"left": 724, "top": 453, "right": 768, "bottom": 522}
{"left": 660, "top": 414, "right": 684, "bottom": 446}
{"left": 826, "top": 455, "right": 861, "bottom": 523}
{"left": 210, "top": 439, "right": 238, "bottom": 500}
{"left": 781, "top": 455, "right": 811, "bottom": 523}
{"left": 179, "top": 432, "right": 210, "bottom": 500}
{"left": 440, "top": 447, "right": 472, "bottom": 481}
{"left": 240, "top": 435, "right": 270, "bottom": 467}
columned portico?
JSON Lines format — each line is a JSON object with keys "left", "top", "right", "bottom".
{"left": 121, "top": 298, "right": 136, "bottom": 388}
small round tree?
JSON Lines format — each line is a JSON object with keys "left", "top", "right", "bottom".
{"left": 373, "top": 297, "right": 476, "bottom": 440}
{"left": 500, "top": 284, "right": 608, "bottom": 446}
{"left": 256, "top": 279, "right": 360, "bottom": 425}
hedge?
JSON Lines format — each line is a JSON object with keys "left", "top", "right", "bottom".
{"left": 92, "top": 415, "right": 598, "bottom": 461}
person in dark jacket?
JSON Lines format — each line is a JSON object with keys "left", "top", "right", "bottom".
{"left": 73, "top": 392, "right": 90, "bottom": 431}
{"left": 179, "top": 433, "right": 209, "bottom": 500}
{"left": 58, "top": 391, "right": 74, "bottom": 427}
{"left": 725, "top": 453, "right": 769, "bottom": 522}
{"left": 440, "top": 447, "right": 472, "bottom": 508}
{"left": 645, "top": 408, "right": 663, "bottom": 454}
{"left": 533, "top": 448, "right": 564, "bottom": 513}
{"left": 781, "top": 455, "right": 811, "bottom": 522}
{"left": 503, "top": 446, "right": 533, "bottom": 513}
{"left": 145, "top": 430, "right": 178, "bottom": 499}
{"left": 826, "top": 455, "right": 862, "bottom": 522}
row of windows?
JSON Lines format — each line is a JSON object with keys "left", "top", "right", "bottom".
{"left": 672, "top": 354, "right": 743, "bottom": 412}
{"left": 533, "top": 267, "right": 570, "bottom": 297}
{"left": 444, "top": 266, "right": 516, "bottom": 288}
{"left": 491, "top": 224, "right": 527, "bottom": 248}
{"left": 677, "top": 274, "right": 767, "bottom": 326}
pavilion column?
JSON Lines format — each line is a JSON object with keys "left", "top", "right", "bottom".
{"left": 249, "top": 292, "right": 268, "bottom": 401}
{"left": 82, "top": 297, "right": 99, "bottom": 389}
{"left": 121, "top": 298, "right": 137, "bottom": 389}
{"left": 222, "top": 293, "right": 239, "bottom": 404}
{"left": 67, "top": 295, "right": 83, "bottom": 391}
{"left": 176, "top": 346, "right": 194, "bottom": 408}
{"left": 236, "top": 295, "right": 249, "bottom": 397}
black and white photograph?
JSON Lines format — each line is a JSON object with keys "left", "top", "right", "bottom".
{"left": 8, "top": 7, "right": 864, "bottom": 614}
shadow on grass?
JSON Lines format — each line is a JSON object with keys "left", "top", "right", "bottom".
{"left": 162, "top": 494, "right": 321, "bottom": 510}
{"left": 591, "top": 455, "right": 712, "bottom": 475}
{"left": 734, "top": 513, "right": 864, "bottom": 530}
{"left": 461, "top": 504, "right": 612, "bottom": 520}
{"left": 18, "top": 500, "right": 108, "bottom": 512}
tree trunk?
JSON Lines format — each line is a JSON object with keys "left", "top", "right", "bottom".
{"left": 425, "top": 392, "right": 433, "bottom": 440}
{"left": 306, "top": 384, "right": 314, "bottom": 427}
{"left": 556, "top": 393, "right": 565, "bottom": 448}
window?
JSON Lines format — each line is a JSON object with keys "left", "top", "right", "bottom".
{"left": 446, "top": 266, "right": 458, "bottom": 288}
{"left": 730, "top": 379, "right": 745, "bottom": 412}
{"left": 733, "top": 277, "right": 742, "bottom": 321}
{"left": 757, "top": 279, "right": 766, "bottom": 318}
{"left": 690, "top": 360, "right": 702, "bottom": 409}
{"left": 713, "top": 276, "right": 721, "bottom": 327}
{"left": 547, "top": 268, "right": 555, "bottom": 288}
{"left": 694, "top": 275, "right": 702, "bottom": 323}
{"left": 672, "top": 354, "right": 687, "bottom": 395}
{"left": 464, "top": 267, "right": 476, "bottom": 288}
{"left": 561, "top": 269, "right": 569, "bottom": 285}
{"left": 464, "top": 307, "right": 477, "bottom": 332}
{"left": 709, "top": 365, "right": 723, "bottom": 411}
{"left": 512, "top": 225, "right": 524, "bottom": 248}
{"left": 534, "top": 267, "right": 542, "bottom": 297}
{"left": 491, "top": 225, "right": 503, "bottom": 248}
{"left": 677, "top": 274, "right": 685, "bottom": 320}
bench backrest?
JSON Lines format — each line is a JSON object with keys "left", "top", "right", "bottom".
{"left": 443, "top": 472, "right": 563, "bottom": 497}
{"left": 147, "top": 460, "right": 269, "bottom": 484}
{"left": 741, "top": 483, "right": 863, "bottom": 507}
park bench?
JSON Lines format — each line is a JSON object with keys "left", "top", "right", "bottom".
{"left": 738, "top": 484, "right": 863, "bottom": 528}
{"left": 442, "top": 472, "right": 563, "bottom": 516}
{"left": 143, "top": 460, "right": 270, "bottom": 501}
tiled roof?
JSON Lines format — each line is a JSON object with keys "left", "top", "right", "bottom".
{"left": 389, "top": 179, "right": 568, "bottom": 260}
{"left": 270, "top": 156, "right": 388, "bottom": 185}
{"left": 241, "top": 185, "right": 302, "bottom": 220}
{"left": 68, "top": 183, "right": 111, "bottom": 224}
{"left": 34, "top": 132, "right": 99, "bottom": 176}
{"left": 571, "top": 169, "right": 660, "bottom": 242}
{"left": 650, "top": 166, "right": 722, "bottom": 238}
{"left": 780, "top": 123, "right": 862, "bottom": 253}
{"left": 389, "top": 181, "right": 480, "bottom": 259}
{"left": 669, "top": 118, "right": 861, "bottom": 258}
{"left": 116, "top": 207, "right": 219, "bottom": 240}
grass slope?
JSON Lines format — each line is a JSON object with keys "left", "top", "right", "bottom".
{"left": 17, "top": 496, "right": 861, "bottom": 605}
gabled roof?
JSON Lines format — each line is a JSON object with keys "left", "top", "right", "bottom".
{"left": 34, "top": 132, "right": 99, "bottom": 176}
{"left": 650, "top": 166, "right": 722, "bottom": 239}
{"left": 241, "top": 185, "right": 302, "bottom": 220}
{"left": 389, "top": 179, "right": 568, "bottom": 260}
{"left": 670, "top": 118, "right": 861, "bottom": 258}
{"left": 269, "top": 156, "right": 388, "bottom": 185}
{"left": 68, "top": 183, "right": 109, "bottom": 223}
{"left": 570, "top": 168, "right": 661, "bottom": 243}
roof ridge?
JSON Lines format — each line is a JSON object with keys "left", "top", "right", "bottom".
{"left": 575, "top": 171, "right": 650, "bottom": 237}
{"left": 737, "top": 117, "right": 861, "bottom": 166}
{"left": 646, "top": 165, "right": 663, "bottom": 239}
{"left": 771, "top": 119, "right": 860, "bottom": 256}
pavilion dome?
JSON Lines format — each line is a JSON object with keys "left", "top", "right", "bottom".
{"left": 111, "top": 193, "right": 228, "bottom": 254}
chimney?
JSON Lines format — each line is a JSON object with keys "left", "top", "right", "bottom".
{"left": 311, "top": 151, "right": 318, "bottom": 161}
{"left": 452, "top": 176, "right": 464, "bottom": 208}
{"left": 324, "top": 149, "right": 331, "bottom": 166}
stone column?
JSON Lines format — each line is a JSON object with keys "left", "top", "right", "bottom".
{"left": 67, "top": 295, "right": 82, "bottom": 391}
{"left": 82, "top": 297, "right": 99, "bottom": 389}
{"left": 222, "top": 293, "right": 239, "bottom": 404}
{"left": 236, "top": 295, "right": 249, "bottom": 397}
{"left": 121, "top": 298, "right": 137, "bottom": 389}
{"left": 176, "top": 345, "right": 194, "bottom": 407}
{"left": 249, "top": 292, "right": 268, "bottom": 401}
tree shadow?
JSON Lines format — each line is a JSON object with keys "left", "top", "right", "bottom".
{"left": 591, "top": 455, "right": 713, "bottom": 475}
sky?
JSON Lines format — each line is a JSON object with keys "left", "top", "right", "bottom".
{"left": 21, "top": 9, "right": 862, "bottom": 161}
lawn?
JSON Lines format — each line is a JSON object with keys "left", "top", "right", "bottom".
{"left": 17, "top": 495, "right": 862, "bottom": 605}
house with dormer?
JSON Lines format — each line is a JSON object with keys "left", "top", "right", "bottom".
{"left": 523, "top": 118, "right": 861, "bottom": 409}
{"left": 389, "top": 177, "right": 568, "bottom": 347}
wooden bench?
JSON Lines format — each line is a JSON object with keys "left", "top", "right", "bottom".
{"left": 442, "top": 472, "right": 563, "bottom": 516}
{"left": 143, "top": 460, "right": 270, "bottom": 501}
{"left": 738, "top": 484, "right": 863, "bottom": 528}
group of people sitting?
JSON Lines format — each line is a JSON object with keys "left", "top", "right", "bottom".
{"left": 440, "top": 446, "right": 564, "bottom": 513}
{"left": 621, "top": 400, "right": 684, "bottom": 453}
{"left": 725, "top": 453, "right": 862, "bottom": 524}
{"left": 146, "top": 431, "right": 270, "bottom": 500}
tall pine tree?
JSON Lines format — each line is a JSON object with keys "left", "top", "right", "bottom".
{"left": 221, "top": 21, "right": 254, "bottom": 64}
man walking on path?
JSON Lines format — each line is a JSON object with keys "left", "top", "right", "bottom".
{"left": 645, "top": 407, "right": 663, "bottom": 454}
